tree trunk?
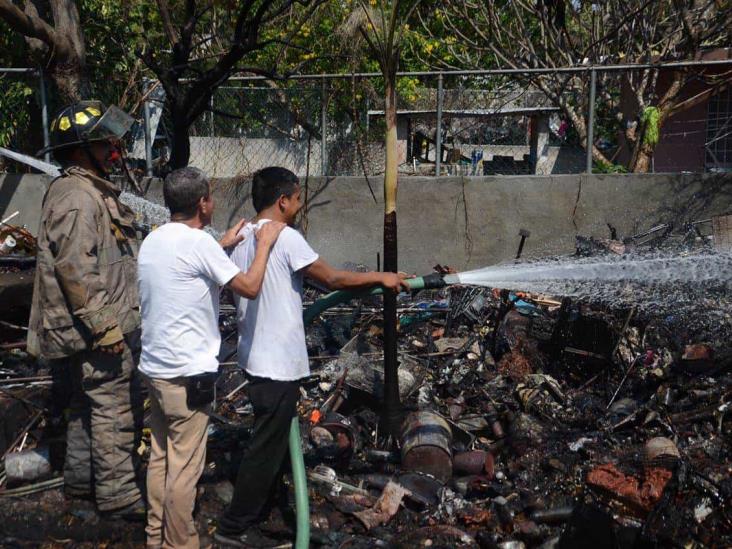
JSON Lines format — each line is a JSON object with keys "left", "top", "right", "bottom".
{"left": 627, "top": 112, "right": 662, "bottom": 173}
{"left": 3, "top": 0, "right": 91, "bottom": 104}
{"left": 49, "top": 61, "right": 89, "bottom": 103}
{"left": 381, "top": 75, "right": 402, "bottom": 438}
{"left": 628, "top": 72, "right": 685, "bottom": 172}
{"left": 632, "top": 143, "right": 654, "bottom": 172}
{"left": 168, "top": 101, "right": 192, "bottom": 170}
{"left": 48, "top": 0, "right": 89, "bottom": 103}
{"left": 563, "top": 105, "right": 611, "bottom": 167}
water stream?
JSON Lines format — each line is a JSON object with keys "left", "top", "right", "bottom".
{"left": 455, "top": 252, "right": 731, "bottom": 290}
{"left": 120, "top": 191, "right": 170, "bottom": 228}
{"left": 451, "top": 250, "right": 732, "bottom": 341}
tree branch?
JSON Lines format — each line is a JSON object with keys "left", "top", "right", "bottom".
{"left": 0, "top": 0, "right": 58, "bottom": 49}
{"left": 155, "top": 0, "right": 180, "bottom": 44}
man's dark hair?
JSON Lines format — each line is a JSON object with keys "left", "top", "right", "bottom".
{"left": 251, "top": 167, "right": 299, "bottom": 213}
{"left": 163, "top": 167, "right": 210, "bottom": 217}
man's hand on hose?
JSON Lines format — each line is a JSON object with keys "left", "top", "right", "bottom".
{"left": 380, "top": 272, "right": 412, "bottom": 293}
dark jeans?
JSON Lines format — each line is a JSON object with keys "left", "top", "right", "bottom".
{"left": 218, "top": 375, "right": 300, "bottom": 535}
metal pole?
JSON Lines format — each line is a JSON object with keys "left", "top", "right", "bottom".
{"left": 143, "top": 79, "right": 153, "bottom": 177}
{"left": 0, "top": 68, "right": 36, "bottom": 73}
{"left": 586, "top": 68, "right": 596, "bottom": 174}
{"left": 366, "top": 97, "right": 370, "bottom": 134}
{"left": 209, "top": 94, "right": 214, "bottom": 136}
{"left": 435, "top": 73, "right": 444, "bottom": 176}
{"left": 352, "top": 74, "right": 358, "bottom": 173}
{"left": 38, "top": 70, "right": 50, "bottom": 163}
{"left": 321, "top": 77, "right": 327, "bottom": 176}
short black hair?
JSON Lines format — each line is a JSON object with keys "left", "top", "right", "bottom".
{"left": 251, "top": 167, "right": 299, "bottom": 213}
{"left": 163, "top": 167, "right": 210, "bottom": 217}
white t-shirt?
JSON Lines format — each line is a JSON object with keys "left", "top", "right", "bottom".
{"left": 231, "top": 220, "right": 319, "bottom": 381}
{"left": 137, "top": 223, "right": 240, "bottom": 379}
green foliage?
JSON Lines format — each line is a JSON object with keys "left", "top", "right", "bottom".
{"left": 0, "top": 79, "right": 34, "bottom": 148}
{"left": 0, "top": 0, "right": 434, "bottom": 142}
{"left": 81, "top": 0, "right": 165, "bottom": 108}
{"left": 641, "top": 106, "right": 660, "bottom": 146}
{"left": 593, "top": 161, "right": 628, "bottom": 174}
{"left": 0, "top": 1, "right": 162, "bottom": 115}
{"left": 0, "top": 18, "right": 37, "bottom": 154}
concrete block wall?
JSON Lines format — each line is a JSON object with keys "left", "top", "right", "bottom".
{"left": 2, "top": 172, "right": 730, "bottom": 274}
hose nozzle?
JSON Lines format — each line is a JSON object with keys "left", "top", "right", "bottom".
{"left": 417, "top": 272, "right": 447, "bottom": 290}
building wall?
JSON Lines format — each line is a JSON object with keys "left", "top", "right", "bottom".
{"left": 621, "top": 49, "right": 732, "bottom": 173}
{"left": 653, "top": 73, "right": 710, "bottom": 172}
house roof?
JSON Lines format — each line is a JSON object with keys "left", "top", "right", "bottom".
{"left": 367, "top": 106, "right": 560, "bottom": 119}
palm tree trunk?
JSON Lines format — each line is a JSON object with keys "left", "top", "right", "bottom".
{"left": 381, "top": 75, "right": 402, "bottom": 437}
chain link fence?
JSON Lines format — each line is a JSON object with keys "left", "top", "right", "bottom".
{"left": 150, "top": 62, "right": 731, "bottom": 178}
{"left": 2, "top": 62, "right": 730, "bottom": 178}
{"left": 706, "top": 87, "right": 732, "bottom": 172}
{"left": 188, "top": 81, "right": 324, "bottom": 178}
{"left": 174, "top": 72, "right": 585, "bottom": 178}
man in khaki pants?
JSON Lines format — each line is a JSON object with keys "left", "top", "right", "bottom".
{"left": 137, "top": 167, "right": 284, "bottom": 548}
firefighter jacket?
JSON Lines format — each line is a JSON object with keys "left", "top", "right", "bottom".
{"left": 27, "top": 167, "right": 140, "bottom": 359}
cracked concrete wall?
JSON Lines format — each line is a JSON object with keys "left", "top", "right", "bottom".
{"left": 3, "top": 173, "right": 730, "bottom": 274}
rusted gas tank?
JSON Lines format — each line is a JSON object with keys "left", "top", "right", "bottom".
{"left": 400, "top": 411, "right": 453, "bottom": 483}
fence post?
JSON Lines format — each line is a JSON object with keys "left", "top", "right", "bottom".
{"left": 209, "top": 94, "right": 214, "bottom": 136}
{"left": 143, "top": 78, "right": 153, "bottom": 177}
{"left": 366, "top": 97, "right": 370, "bottom": 134}
{"left": 435, "top": 73, "right": 444, "bottom": 176}
{"left": 321, "top": 77, "right": 327, "bottom": 176}
{"left": 352, "top": 74, "right": 358, "bottom": 174}
{"left": 38, "top": 69, "right": 50, "bottom": 163}
{"left": 586, "top": 68, "right": 597, "bottom": 174}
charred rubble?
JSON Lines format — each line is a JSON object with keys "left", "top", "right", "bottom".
{"left": 0, "top": 222, "right": 730, "bottom": 548}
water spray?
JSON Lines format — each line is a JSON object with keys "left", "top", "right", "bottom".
{"left": 305, "top": 250, "right": 729, "bottom": 321}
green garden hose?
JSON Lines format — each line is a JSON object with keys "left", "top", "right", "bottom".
{"left": 302, "top": 273, "right": 445, "bottom": 325}
{"left": 289, "top": 272, "right": 447, "bottom": 548}
{"left": 289, "top": 416, "right": 309, "bottom": 549}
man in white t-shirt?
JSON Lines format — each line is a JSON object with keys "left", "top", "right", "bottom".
{"left": 216, "top": 167, "right": 408, "bottom": 546}
{"left": 137, "top": 167, "right": 284, "bottom": 549}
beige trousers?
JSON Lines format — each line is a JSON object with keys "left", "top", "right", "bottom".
{"left": 64, "top": 341, "right": 143, "bottom": 511}
{"left": 143, "top": 375, "right": 210, "bottom": 549}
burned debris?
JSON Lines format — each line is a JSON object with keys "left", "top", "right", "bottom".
{"left": 0, "top": 214, "right": 731, "bottom": 548}
{"left": 286, "top": 269, "right": 731, "bottom": 548}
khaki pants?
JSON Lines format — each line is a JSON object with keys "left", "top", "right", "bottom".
{"left": 64, "top": 339, "right": 143, "bottom": 511}
{"left": 143, "top": 375, "right": 210, "bottom": 549}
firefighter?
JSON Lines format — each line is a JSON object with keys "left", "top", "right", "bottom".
{"left": 28, "top": 101, "right": 145, "bottom": 520}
